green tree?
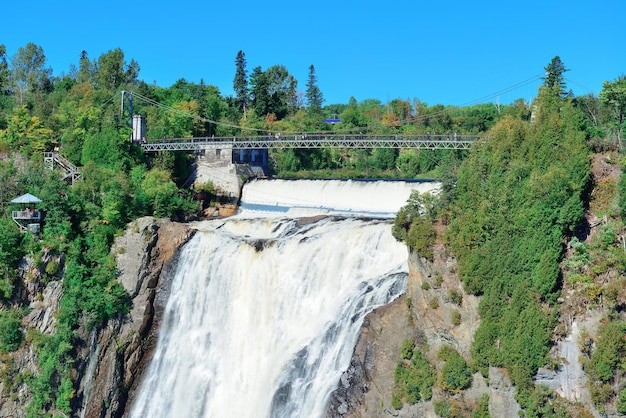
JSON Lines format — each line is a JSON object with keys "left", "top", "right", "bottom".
{"left": 393, "top": 339, "right": 435, "bottom": 408}
{"left": 472, "top": 394, "right": 490, "bottom": 418}
{"left": 438, "top": 345, "right": 472, "bottom": 392}
{"left": 445, "top": 84, "right": 590, "bottom": 410}
{"left": 95, "top": 48, "right": 139, "bottom": 91}
{"left": 197, "top": 81, "right": 227, "bottom": 136}
{"left": 543, "top": 56, "right": 568, "bottom": 98}
{"left": 339, "top": 98, "right": 368, "bottom": 128}
{"left": 10, "top": 43, "right": 52, "bottom": 104}
{"left": 0, "top": 44, "right": 11, "bottom": 130}
{"left": 0, "top": 105, "right": 53, "bottom": 154}
{"left": 598, "top": 75, "right": 626, "bottom": 149}
{"left": 249, "top": 66, "right": 270, "bottom": 118}
{"left": 77, "top": 50, "right": 96, "bottom": 85}
{"left": 0, "top": 44, "right": 8, "bottom": 94}
{"left": 81, "top": 126, "right": 129, "bottom": 169}
{"left": 140, "top": 168, "right": 184, "bottom": 217}
{"left": 0, "top": 216, "right": 25, "bottom": 298}
{"left": 0, "top": 307, "right": 24, "bottom": 352}
{"left": 305, "top": 64, "right": 324, "bottom": 113}
{"left": 587, "top": 320, "right": 626, "bottom": 383}
{"left": 249, "top": 65, "right": 298, "bottom": 120}
{"left": 233, "top": 50, "right": 248, "bottom": 116}
{"left": 618, "top": 388, "right": 626, "bottom": 414}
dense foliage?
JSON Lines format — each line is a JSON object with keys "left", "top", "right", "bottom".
{"left": 0, "top": 42, "right": 625, "bottom": 416}
{"left": 392, "top": 190, "right": 438, "bottom": 259}
{"left": 446, "top": 85, "right": 591, "bottom": 408}
{"left": 437, "top": 345, "right": 472, "bottom": 393}
{"left": 392, "top": 338, "right": 436, "bottom": 409}
{"left": 392, "top": 60, "right": 626, "bottom": 414}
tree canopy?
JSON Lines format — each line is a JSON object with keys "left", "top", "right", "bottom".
{"left": 0, "top": 45, "right": 624, "bottom": 417}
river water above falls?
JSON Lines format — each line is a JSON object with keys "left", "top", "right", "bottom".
{"left": 129, "top": 179, "right": 438, "bottom": 418}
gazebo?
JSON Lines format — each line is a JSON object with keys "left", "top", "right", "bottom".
{"left": 11, "top": 193, "right": 43, "bottom": 233}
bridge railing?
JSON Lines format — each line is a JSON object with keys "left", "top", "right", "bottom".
{"left": 139, "top": 133, "right": 482, "bottom": 152}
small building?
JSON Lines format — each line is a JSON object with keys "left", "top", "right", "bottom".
{"left": 132, "top": 114, "right": 146, "bottom": 143}
{"left": 11, "top": 193, "right": 43, "bottom": 233}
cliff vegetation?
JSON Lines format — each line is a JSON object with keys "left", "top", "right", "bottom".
{"left": 0, "top": 42, "right": 624, "bottom": 418}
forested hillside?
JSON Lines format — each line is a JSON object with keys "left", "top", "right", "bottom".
{"left": 394, "top": 59, "right": 626, "bottom": 416}
{"left": 0, "top": 42, "right": 625, "bottom": 417}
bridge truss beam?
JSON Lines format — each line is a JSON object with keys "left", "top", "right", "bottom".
{"left": 140, "top": 134, "right": 479, "bottom": 152}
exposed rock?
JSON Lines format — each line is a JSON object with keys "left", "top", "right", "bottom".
{"left": 487, "top": 367, "right": 522, "bottom": 417}
{"left": 535, "top": 312, "right": 603, "bottom": 417}
{"left": 327, "top": 238, "right": 525, "bottom": 417}
{"left": 25, "top": 280, "right": 63, "bottom": 335}
{"left": 0, "top": 249, "right": 67, "bottom": 418}
{"left": 74, "top": 217, "right": 195, "bottom": 418}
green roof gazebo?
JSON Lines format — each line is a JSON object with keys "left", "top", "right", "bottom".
{"left": 11, "top": 193, "right": 43, "bottom": 233}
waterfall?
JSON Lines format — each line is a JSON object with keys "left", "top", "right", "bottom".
{"left": 79, "top": 328, "right": 99, "bottom": 418}
{"left": 240, "top": 178, "right": 439, "bottom": 217}
{"left": 129, "top": 179, "right": 436, "bottom": 418}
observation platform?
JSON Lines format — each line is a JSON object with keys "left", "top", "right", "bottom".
{"left": 10, "top": 193, "right": 43, "bottom": 233}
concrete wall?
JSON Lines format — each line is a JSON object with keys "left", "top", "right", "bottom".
{"left": 193, "top": 145, "right": 268, "bottom": 201}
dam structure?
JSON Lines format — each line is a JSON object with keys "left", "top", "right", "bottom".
{"left": 129, "top": 179, "right": 438, "bottom": 418}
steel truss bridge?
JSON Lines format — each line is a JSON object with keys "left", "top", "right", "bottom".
{"left": 139, "top": 134, "right": 480, "bottom": 152}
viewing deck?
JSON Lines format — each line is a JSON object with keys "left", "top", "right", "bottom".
{"left": 12, "top": 210, "right": 42, "bottom": 220}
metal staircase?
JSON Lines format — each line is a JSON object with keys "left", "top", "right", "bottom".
{"left": 44, "top": 152, "right": 80, "bottom": 185}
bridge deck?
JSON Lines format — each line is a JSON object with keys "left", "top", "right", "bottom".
{"left": 139, "top": 134, "right": 480, "bottom": 152}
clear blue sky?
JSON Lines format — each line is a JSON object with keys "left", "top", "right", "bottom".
{"left": 3, "top": 0, "right": 624, "bottom": 106}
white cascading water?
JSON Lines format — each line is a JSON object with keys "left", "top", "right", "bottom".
{"left": 129, "top": 179, "right": 438, "bottom": 418}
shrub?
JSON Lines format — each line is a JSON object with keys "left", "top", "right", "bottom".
{"left": 434, "top": 272, "right": 444, "bottom": 287}
{"left": 451, "top": 309, "right": 461, "bottom": 326}
{"left": 393, "top": 343, "right": 435, "bottom": 408}
{"left": 471, "top": 394, "right": 490, "bottom": 418}
{"left": 434, "top": 400, "right": 451, "bottom": 417}
{"left": 406, "top": 217, "right": 436, "bottom": 261}
{"left": 447, "top": 289, "right": 463, "bottom": 305}
{"left": 588, "top": 320, "right": 626, "bottom": 383}
{"left": 618, "top": 388, "right": 626, "bottom": 414}
{"left": 438, "top": 345, "right": 472, "bottom": 392}
{"left": 0, "top": 308, "right": 24, "bottom": 353}
{"left": 45, "top": 259, "right": 60, "bottom": 276}
{"left": 401, "top": 338, "right": 415, "bottom": 360}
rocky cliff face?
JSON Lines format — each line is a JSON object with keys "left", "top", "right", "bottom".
{"left": 326, "top": 237, "right": 522, "bottom": 418}
{"left": 326, "top": 226, "right": 608, "bottom": 418}
{"left": 76, "top": 217, "right": 195, "bottom": 418}
{"left": 0, "top": 217, "right": 194, "bottom": 418}
{"left": 1, "top": 213, "right": 602, "bottom": 417}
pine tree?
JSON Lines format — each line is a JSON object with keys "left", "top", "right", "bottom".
{"left": 0, "top": 45, "right": 9, "bottom": 95}
{"left": 233, "top": 50, "right": 248, "bottom": 116}
{"left": 77, "top": 50, "right": 95, "bottom": 85}
{"left": 543, "top": 56, "right": 568, "bottom": 98}
{"left": 305, "top": 64, "right": 324, "bottom": 112}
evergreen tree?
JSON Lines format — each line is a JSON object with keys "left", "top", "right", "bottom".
{"left": 305, "top": 64, "right": 324, "bottom": 112}
{"left": 599, "top": 75, "right": 626, "bottom": 148}
{"left": 249, "top": 65, "right": 297, "bottom": 120}
{"left": 250, "top": 66, "right": 270, "bottom": 117}
{"left": 0, "top": 44, "right": 9, "bottom": 95}
{"left": 77, "top": 50, "right": 95, "bottom": 85}
{"left": 543, "top": 56, "right": 568, "bottom": 98}
{"left": 0, "top": 44, "right": 11, "bottom": 130}
{"left": 233, "top": 50, "right": 248, "bottom": 115}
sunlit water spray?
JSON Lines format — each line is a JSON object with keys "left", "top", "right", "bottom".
{"left": 130, "top": 180, "right": 438, "bottom": 418}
